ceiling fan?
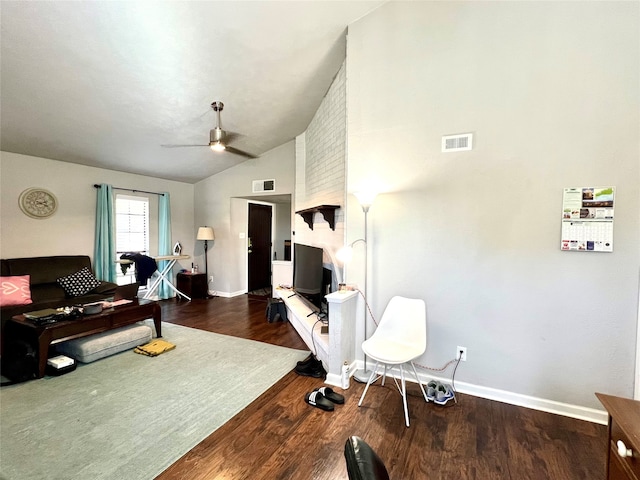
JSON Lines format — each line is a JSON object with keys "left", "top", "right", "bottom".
{"left": 161, "top": 101, "right": 258, "bottom": 159}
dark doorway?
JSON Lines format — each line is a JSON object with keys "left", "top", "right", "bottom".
{"left": 248, "top": 203, "right": 272, "bottom": 293}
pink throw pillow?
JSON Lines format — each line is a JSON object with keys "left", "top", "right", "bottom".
{"left": 0, "top": 275, "right": 33, "bottom": 307}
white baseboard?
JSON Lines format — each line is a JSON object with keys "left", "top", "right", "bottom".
{"left": 450, "top": 378, "right": 608, "bottom": 425}
{"left": 325, "top": 373, "right": 341, "bottom": 388}
{"left": 215, "top": 290, "right": 246, "bottom": 298}
{"left": 352, "top": 361, "right": 608, "bottom": 425}
{"left": 325, "top": 361, "right": 366, "bottom": 391}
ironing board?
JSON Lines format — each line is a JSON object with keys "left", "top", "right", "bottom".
{"left": 145, "top": 255, "right": 191, "bottom": 300}
{"left": 118, "top": 255, "right": 191, "bottom": 300}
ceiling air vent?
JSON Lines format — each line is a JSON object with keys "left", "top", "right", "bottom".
{"left": 252, "top": 179, "right": 275, "bottom": 193}
{"left": 442, "top": 133, "right": 473, "bottom": 152}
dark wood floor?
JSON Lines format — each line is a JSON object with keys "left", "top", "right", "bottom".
{"left": 156, "top": 295, "right": 607, "bottom": 480}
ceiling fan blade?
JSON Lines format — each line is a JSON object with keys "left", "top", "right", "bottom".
{"left": 225, "top": 145, "right": 258, "bottom": 159}
{"left": 161, "top": 144, "right": 209, "bottom": 148}
{"left": 223, "top": 131, "right": 240, "bottom": 143}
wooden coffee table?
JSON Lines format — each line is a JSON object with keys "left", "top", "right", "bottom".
{"left": 8, "top": 299, "right": 161, "bottom": 378}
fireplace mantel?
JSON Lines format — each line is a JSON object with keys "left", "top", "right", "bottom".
{"left": 295, "top": 205, "right": 340, "bottom": 231}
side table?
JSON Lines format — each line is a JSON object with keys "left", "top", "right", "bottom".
{"left": 596, "top": 392, "right": 640, "bottom": 480}
{"left": 176, "top": 272, "right": 208, "bottom": 300}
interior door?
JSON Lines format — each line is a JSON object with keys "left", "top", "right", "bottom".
{"left": 248, "top": 203, "right": 272, "bottom": 292}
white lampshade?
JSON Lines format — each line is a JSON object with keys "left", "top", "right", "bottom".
{"left": 336, "top": 246, "right": 354, "bottom": 263}
{"left": 197, "top": 226, "right": 215, "bottom": 241}
{"left": 354, "top": 191, "right": 378, "bottom": 212}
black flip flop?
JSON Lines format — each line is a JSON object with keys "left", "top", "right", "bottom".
{"left": 305, "top": 391, "right": 334, "bottom": 411}
{"left": 314, "top": 386, "right": 345, "bottom": 404}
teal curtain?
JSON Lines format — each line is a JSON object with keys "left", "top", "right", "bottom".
{"left": 94, "top": 183, "right": 116, "bottom": 282}
{"left": 158, "top": 192, "right": 172, "bottom": 299}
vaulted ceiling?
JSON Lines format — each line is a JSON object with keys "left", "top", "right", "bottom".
{"left": 0, "top": 1, "right": 384, "bottom": 183}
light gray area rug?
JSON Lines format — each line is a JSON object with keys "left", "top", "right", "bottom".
{"left": 0, "top": 321, "right": 308, "bottom": 480}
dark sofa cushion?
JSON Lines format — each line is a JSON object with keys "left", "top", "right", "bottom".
{"left": 57, "top": 267, "right": 101, "bottom": 297}
{"left": 30, "top": 283, "right": 67, "bottom": 303}
{"left": 3, "top": 256, "right": 94, "bottom": 286}
{"left": 94, "top": 282, "right": 117, "bottom": 294}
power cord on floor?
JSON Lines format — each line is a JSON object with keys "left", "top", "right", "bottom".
{"left": 450, "top": 355, "right": 462, "bottom": 395}
{"left": 310, "top": 317, "right": 323, "bottom": 357}
{"left": 442, "top": 356, "right": 462, "bottom": 407}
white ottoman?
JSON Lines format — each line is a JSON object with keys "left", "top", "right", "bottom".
{"left": 57, "top": 324, "right": 152, "bottom": 363}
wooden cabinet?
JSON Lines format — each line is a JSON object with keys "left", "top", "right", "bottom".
{"left": 597, "top": 393, "right": 640, "bottom": 480}
{"left": 176, "top": 273, "right": 208, "bottom": 300}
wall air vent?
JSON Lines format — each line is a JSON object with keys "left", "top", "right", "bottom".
{"left": 442, "top": 133, "right": 473, "bottom": 152}
{"left": 252, "top": 179, "right": 276, "bottom": 193}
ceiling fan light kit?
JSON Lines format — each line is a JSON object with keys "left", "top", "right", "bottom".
{"left": 210, "top": 142, "right": 225, "bottom": 152}
{"left": 162, "top": 101, "right": 257, "bottom": 159}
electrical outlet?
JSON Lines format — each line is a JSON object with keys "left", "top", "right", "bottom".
{"left": 456, "top": 346, "right": 467, "bottom": 361}
{"left": 209, "top": 276, "right": 213, "bottom": 283}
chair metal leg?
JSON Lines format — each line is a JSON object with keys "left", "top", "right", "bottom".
{"left": 358, "top": 361, "right": 418, "bottom": 427}
{"left": 358, "top": 361, "right": 380, "bottom": 407}
{"left": 410, "top": 361, "right": 429, "bottom": 402}
{"left": 400, "top": 365, "right": 410, "bottom": 427}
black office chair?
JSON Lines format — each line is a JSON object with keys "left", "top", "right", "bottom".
{"left": 344, "top": 436, "right": 390, "bottom": 480}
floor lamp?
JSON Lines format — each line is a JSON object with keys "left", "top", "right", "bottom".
{"left": 197, "top": 226, "right": 215, "bottom": 291}
{"left": 351, "top": 191, "right": 377, "bottom": 384}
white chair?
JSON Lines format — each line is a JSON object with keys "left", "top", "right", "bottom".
{"left": 358, "top": 296, "right": 428, "bottom": 427}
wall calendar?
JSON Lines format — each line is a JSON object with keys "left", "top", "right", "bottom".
{"left": 561, "top": 186, "right": 615, "bottom": 252}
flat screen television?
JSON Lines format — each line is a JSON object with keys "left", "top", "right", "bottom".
{"left": 293, "top": 243, "right": 324, "bottom": 308}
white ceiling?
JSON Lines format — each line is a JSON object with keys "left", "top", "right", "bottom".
{"left": 0, "top": 1, "right": 384, "bottom": 184}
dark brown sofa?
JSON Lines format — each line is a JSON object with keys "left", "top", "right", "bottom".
{"left": 1, "top": 255, "right": 118, "bottom": 329}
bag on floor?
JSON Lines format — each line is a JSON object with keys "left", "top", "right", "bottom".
{"left": 1, "top": 339, "right": 37, "bottom": 386}
{"left": 266, "top": 298, "right": 288, "bottom": 323}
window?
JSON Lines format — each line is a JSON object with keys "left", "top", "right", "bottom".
{"left": 115, "top": 195, "right": 149, "bottom": 285}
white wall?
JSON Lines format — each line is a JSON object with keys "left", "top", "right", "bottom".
{"left": 346, "top": 1, "right": 639, "bottom": 410}
{"left": 0, "top": 152, "right": 194, "bottom": 273}
{"left": 194, "top": 141, "right": 295, "bottom": 296}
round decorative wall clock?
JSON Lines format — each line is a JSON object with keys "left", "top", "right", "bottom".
{"left": 18, "top": 188, "right": 58, "bottom": 219}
